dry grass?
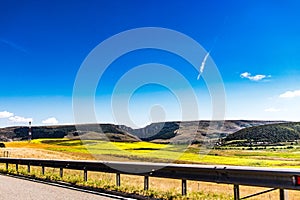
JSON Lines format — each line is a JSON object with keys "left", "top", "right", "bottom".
{"left": 1, "top": 148, "right": 82, "bottom": 160}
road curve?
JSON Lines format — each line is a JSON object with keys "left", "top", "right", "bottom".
{"left": 0, "top": 175, "right": 130, "bottom": 200}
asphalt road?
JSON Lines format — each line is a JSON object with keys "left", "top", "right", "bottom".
{"left": 0, "top": 175, "right": 130, "bottom": 200}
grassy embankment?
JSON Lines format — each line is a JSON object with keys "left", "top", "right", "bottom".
{"left": 1, "top": 139, "right": 300, "bottom": 199}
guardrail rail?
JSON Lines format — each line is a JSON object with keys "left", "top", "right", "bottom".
{"left": 0, "top": 158, "right": 299, "bottom": 200}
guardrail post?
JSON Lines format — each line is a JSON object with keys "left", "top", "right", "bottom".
{"left": 27, "top": 164, "right": 30, "bottom": 173}
{"left": 279, "top": 189, "right": 288, "bottom": 200}
{"left": 234, "top": 185, "right": 240, "bottom": 200}
{"left": 144, "top": 176, "right": 149, "bottom": 190}
{"left": 42, "top": 166, "right": 45, "bottom": 175}
{"left": 60, "top": 167, "right": 63, "bottom": 178}
{"left": 116, "top": 173, "right": 121, "bottom": 187}
{"left": 182, "top": 179, "right": 187, "bottom": 196}
{"left": 84, "top": 168, "right": 87, "bottom": 182}
{"left": 3, "top": 150, "right": 9, "bottom": 157}
{"left": 16, "top": 164, "right": 18, "bottom": 172}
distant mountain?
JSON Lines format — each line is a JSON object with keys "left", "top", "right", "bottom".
{"left": 119, "top": 122, "right": 180, "bottom": 141}
{"left": 119, "top": 120, "right": 283, "bottom": 143}
{"left": 0, "top": 124, "right": 140, "bottom": 142}
{"left": 0, "top": 120, "right": 286, "bottom": 143}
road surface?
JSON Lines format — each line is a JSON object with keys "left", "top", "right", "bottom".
{"left": 0, "top": 174, "right": 130, "bottom": 200}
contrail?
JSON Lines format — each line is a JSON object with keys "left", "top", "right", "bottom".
{"left": 197, "top": 16, "right": 228, "bottom": 80}
{"left": 197, "top": 51, "right": 210, "bottom": 80}
{"left": 0, "top": 38, "right": 28, "bottom": 54}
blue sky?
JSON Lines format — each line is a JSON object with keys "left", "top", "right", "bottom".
{"left": 1, "top": 0, "right": 300, "bottom": 127}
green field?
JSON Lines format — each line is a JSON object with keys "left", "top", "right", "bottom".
{"left": 4, "top": 138, "right": 300, "bottom": 168}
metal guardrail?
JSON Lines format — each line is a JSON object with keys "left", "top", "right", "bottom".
{"left": 0, "top": 158, "right": 299, "bottom": 200}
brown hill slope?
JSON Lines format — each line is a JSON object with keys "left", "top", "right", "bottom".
{"left": 120, "top": 120, "right": 283, "bottom": 143}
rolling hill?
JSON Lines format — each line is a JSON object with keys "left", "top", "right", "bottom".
{"left": 223, "top": 122, "right": 300, "bottom": 145}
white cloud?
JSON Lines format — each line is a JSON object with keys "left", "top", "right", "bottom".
{"left": 42, "top": 117, "right": 58, "bottom": 124}
{"left": 0, "top": 111, "right": 14, "bottom": 118}
{"left": 9, "top": 116, "right": 32, "bottom": 123}
{"left": 240, "top": 72, "right": 270, "bottom": 81}
{"left": 264, "top": 108, "right": 281, "bottom": 112}
{"left": 279, "top": 90, "right": 300, "bottom": 98}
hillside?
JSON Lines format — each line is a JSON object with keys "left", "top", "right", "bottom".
{"left": 0, "top": 120, "right": 282, "bottom": 143}
{"left": 0, "top": 124, "right": 140, "bottom": 142}
{"left": 120, "top": 120, "right": 282, "bottom": 143}
{"left": 224, "top": 122, "right": 300, "bottom": 145}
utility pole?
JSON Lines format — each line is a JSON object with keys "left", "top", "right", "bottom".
{"left": 28, "top": 121, "right": 32, "bottom": 142}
